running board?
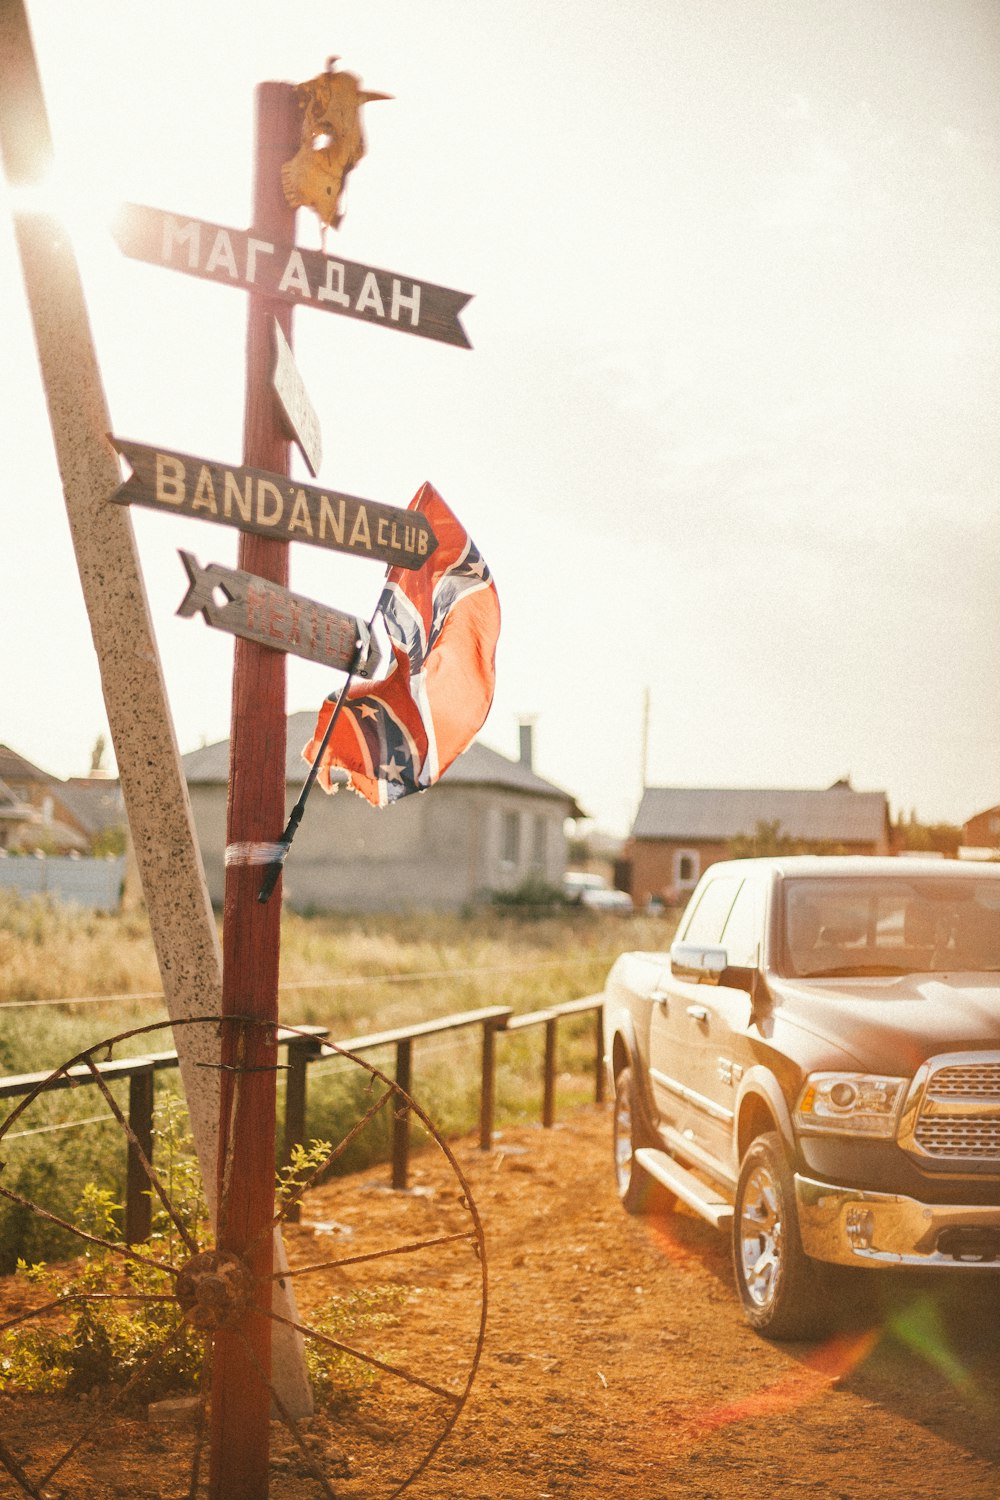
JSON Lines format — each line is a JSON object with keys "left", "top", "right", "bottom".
{"left": 634, "top": 1148, "right": 734, "bottom": 1229}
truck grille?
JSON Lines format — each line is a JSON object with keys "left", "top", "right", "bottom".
{"left": 911, "top": 1057, "right": 1000, "bottom": 1163}
{"left": 928, "top": 1062, "right": 1000, "bottom": 1100}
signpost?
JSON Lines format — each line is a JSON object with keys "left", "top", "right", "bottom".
{"left": 177, "top": 551, "right": 381, "bottom": 674}
{"left": 109, "top": 436, "right": 437, "bottom": 569}
{"left": 113, "top": 200, "right": 473, "bottom": 347}
{"left": 5, "top": 22, "right": 474, "bottom": 1495}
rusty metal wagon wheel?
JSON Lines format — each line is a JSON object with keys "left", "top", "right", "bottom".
{"left": 0, "top": 1017, "right": 487, "bottom": 1499}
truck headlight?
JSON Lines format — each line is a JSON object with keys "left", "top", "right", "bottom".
{"left": 795, "top": 1073, "right": 907, "bottom": 1138}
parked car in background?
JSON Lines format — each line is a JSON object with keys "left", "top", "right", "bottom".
{"left": 564, "top": 872, "right": 634, "bottom": 913}
{"left": 602, "top": 856, "right": 1000, "bottom": 1338}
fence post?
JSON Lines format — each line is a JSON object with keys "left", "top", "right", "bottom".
{"left": 125, "top": 1062, "right": 155, "bottom": 1245}
{"left": 594, "top": 1002, "right": 606, "bottom": 1104}
{"left": 542, "top": 1016, "right": 558, "bottom": 1128}
{"left": 392, "top": 1037, "right": 413, "bottom": 1190}
{"left": 281, "top": 1035, "right": 316, "bottom": 1224}
{"left": 480, "top": 1018, "right": 498, "bottom": 1151}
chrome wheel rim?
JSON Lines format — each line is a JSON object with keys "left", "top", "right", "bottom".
{"left": 613, "top": 1086, "right": 634, "bottom": 1196}
{"left": 738, "top": 1161, "right": 783, "bottom": 1309}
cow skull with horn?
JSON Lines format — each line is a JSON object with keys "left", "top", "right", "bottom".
{"left": 281, "top": 57, "right": 392, "bottom": 234}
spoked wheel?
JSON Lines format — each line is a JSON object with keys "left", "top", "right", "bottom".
{"left": 0, "top": 1017, "right": 486, "bottom": 1498}
{"left": 732, "top": 1131, "right": 823, "bottom": 1340}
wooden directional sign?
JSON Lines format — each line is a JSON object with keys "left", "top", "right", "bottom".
{"left": 113, "top": 202, "right": 473, "bottom": 349}
{"left": 108, "top": 437, "right": 437, "bottom": 570}
{"left": 271, "top": 318, "right": 322, "bottom": 477}
{"left": 177, "top": 552, "right": 381, "bottom": 675}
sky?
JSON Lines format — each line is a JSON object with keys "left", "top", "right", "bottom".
{"left": 1, "top": 0, "right": 998, "bottom": 837}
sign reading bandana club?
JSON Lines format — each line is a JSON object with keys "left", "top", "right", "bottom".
{"left": 109, "top": 437, "right": 437, "bottom": 570}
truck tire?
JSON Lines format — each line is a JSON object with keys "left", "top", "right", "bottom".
{"left": 733, "top": 1131, "right": 827, "bottom": 1339}
{"left": 613, "top": 1066, "right": 676, "bottom": 1216}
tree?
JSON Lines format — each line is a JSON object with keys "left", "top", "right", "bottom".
{"left": 89, "top": 734, "right": 108, "bottom": 776}
{"left": 726, "top": 820, "right": 846, "bottom": 860}
{"left": 895, "top": 814, "right": 962, "bottom": 857}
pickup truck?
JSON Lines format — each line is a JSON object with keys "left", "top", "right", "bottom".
{"left": 602, "top": 856, "right": 1000, "bottom": 1338}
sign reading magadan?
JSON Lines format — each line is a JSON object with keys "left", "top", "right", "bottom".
{"left": 113, "top": 203, "right": 472, "bottom": 349}
{"left": 109, "top": 437, "right": 437, "bottom": 570}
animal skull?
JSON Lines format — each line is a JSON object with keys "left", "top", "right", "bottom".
{"left": 281, "top": 57, "right": 391, "bottom": 232}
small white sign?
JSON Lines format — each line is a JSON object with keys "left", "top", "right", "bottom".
{"left": 271, "top": 317, "right": 323, "bottom": 477}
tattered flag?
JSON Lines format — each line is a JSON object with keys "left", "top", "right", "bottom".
{"left": 303, "top": 483, "right": 500, "bottom": 807}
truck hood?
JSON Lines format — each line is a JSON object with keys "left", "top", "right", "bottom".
{"left": 768, "top": 972, "right": 1000, "bottom": 1075}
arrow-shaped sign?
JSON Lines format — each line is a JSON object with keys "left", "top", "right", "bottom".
{"left": 113, "top": 202, "right": 473, "bottom": 349}
{"left": 271, "top": 318, "right": 322, "bottom": 477}
{"left": 108, "top": 437, "right": 437, "bottom": 570}
{"left": 176, "top": 552, "right": 381, "bottom": 675}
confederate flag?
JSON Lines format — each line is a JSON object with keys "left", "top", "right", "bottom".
{"left": 303, "top": 483, "right": 500, "bottom": 807}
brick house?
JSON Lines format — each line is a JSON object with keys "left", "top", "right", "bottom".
{"left": 963, "top": 805, "right": 1000, "bottom": 854}
{"left": 625, "top": 780, "right": 892, "bottom": 908}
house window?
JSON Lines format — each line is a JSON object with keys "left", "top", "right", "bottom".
{"left": 674, "top": 849, "right": 699, "bottom": 890}
{"left": 532, "top": 816, "right": 546, "bottom": 871}
{"left": 501, "top": 811, "right": 520, "bottom": 867}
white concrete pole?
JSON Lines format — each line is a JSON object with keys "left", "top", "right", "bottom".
{"left": 0, "top": 0, "right": 311, "bottom": 1417}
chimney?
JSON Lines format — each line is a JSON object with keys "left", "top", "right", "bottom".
{"left": 518, "top": 718, "right": 535, "bottom": 770}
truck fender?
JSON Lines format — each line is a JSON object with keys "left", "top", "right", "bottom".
{"left": 604, "top": 1006, "right": 658, "bottom": 1135}
{"left": 733, "top": 1066, "right": 797, "bottom": 1164}
{"left": 604, "top": 1003, "right": 640, "bottom": 1085}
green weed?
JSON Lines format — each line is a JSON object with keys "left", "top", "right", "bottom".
{"left": 0, "top": 1100, "right": 403, "bottom": 1410}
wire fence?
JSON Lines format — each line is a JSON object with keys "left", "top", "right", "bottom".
{"left": 0, "top": 954, "right": 616, "bottom": 1012}
{"left": 0, "top": 998, "right": 607, "bottom": 1239}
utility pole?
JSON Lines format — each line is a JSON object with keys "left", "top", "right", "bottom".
{"left": 209, "top": 81, "right": 300, "bottom": 1500}
{"left": 0, "top": 0, "right": 225, "bottom": 1223}
{"left": 640, "top": 686, "right": 651, "bottom": 795}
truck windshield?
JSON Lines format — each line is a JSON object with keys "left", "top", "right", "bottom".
{"left": 780, "top": 875, "right": 1000, "bottom": 979}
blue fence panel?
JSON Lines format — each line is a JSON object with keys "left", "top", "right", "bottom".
{"left": 0, "top": 856, "right": 126, "bottom": 911}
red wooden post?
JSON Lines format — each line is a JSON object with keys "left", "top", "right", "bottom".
{"left": 209, "top": 80, "right": 300, "bottom": 1500}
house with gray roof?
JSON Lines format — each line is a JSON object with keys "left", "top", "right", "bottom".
{"left": 0, "top": 745, "right": 101, "bottom": 854}
{"left": 626, "top": 780, "right": 892, "bottom": 908}
{"left": 182, "top": 711, "right": 583, "bottom": 913}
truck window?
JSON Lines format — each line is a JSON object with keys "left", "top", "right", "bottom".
{"left": 681, "top": 876, "right": 742, "bottom": 946}
{"left": 720, "top": 879, "right": 764, "bottom": 968}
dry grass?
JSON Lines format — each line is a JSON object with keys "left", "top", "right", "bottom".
{"left": 0, "top": 893, "right": 673, "bottom": 1073}
{"left": 0, "top": 892, "right": 676, "bottom": 1266}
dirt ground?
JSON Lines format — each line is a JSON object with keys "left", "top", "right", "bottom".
{"left": 1, "top": 1101, "right": 998, "bottom": 1499}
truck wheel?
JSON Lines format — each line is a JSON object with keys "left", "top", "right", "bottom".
{"left": 733, "top": 1131, "right": 826, "bottom": 1339}
{"left": 613, "top": 1066, "right": 675, "bottom": 1216}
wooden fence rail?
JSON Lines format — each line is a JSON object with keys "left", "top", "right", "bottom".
{"left": 0, "top": 997, "right": 606, "bottom": 1239}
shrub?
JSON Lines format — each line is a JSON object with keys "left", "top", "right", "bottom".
{"left": 0, "top": 1103, "right": 403, "bottom": 1410}
{"left": 489, "top": 875, "right": 568, "bottom": 916}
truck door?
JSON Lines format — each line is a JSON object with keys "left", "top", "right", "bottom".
{"left": 680, "top": 876, "right": 765, "bottom": 1166}
{"left": 649, "top": 874, "right": 743, "bottom": 1144}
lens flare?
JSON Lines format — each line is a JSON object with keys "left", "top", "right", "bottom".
{"left": 888, "top": 1295, "right": 975, "bottom": 1394}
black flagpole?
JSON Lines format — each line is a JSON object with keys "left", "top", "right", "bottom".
{"left": 257, "top": 598, "right": 384, "bottom": 904}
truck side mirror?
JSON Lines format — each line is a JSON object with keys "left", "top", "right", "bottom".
{"left": 670, "top": 943, "right": 757, "bottom": 995}
{"left": 670, "top": 942, "right": 728, "bottom": 984}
